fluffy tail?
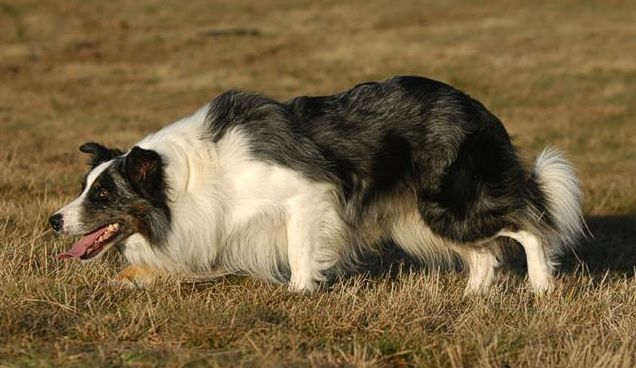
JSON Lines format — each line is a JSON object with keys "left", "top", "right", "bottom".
{"left": 530, "top": 148, "right": 585, "bottom": 264}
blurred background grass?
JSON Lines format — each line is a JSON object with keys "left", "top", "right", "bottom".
{"left": 1, "top": 1, "right": 635, "bottom": 366}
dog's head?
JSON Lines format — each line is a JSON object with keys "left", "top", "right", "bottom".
{"left": 49, "top": 142, "right": 171, "bottom": 261}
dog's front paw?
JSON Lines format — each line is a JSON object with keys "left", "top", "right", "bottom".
{"left": 110, "top": 265, "right": 161, "bottom": 289}
{"left": 288, "top": 275, "right": 318, "bottom": 293}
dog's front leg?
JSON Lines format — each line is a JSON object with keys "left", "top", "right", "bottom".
{"left": 111, "top": 264, "right": 162, "bottom": 288}
{"left": 286, "top": 196, "right": 322, "bottom": 293}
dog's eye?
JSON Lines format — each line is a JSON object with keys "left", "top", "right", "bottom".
{"left": 98, "top": 189, "right": 109, "bottom": 198}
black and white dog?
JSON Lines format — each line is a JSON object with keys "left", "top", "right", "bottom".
{"left": 49, "top": 76, "right": 583, "bottom": 293}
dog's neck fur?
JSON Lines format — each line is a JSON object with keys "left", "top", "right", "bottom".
{"left": 121, "top": 110, "right": 293, "bottom": 279}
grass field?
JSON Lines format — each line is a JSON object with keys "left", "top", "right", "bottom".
{"left": 1, "top": 0, "right": 636, "bottom": 366}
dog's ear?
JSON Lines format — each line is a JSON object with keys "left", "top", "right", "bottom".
{"left": 124, "top": 146, "right": 165, "bottom": 202}
{"left": 79, "top": 142, "right": 123, "bottom": 167}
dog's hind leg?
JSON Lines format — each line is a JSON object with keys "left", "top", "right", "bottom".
{"left": 498, "top": 230, "right": 554, "bottom": 293}
{"left": 451, "top": 244, "right": 500, "bottom": 294}
{"left": 391, "top": 212, "right": 500, "bottom": 294}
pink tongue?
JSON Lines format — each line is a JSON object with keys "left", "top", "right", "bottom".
{"left": 56, "top": 226, "right": 109, "bottom": 260}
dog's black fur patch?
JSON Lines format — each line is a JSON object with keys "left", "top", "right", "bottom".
{"left": 80, "top": 142, "right": 124, "bottom": 168}
{"left": 205, "top": 76, "right": 548, "bottom": 244}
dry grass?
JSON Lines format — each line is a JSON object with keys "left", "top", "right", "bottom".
{"left": 1, "top": 0, "right": 636, "bottom": 366}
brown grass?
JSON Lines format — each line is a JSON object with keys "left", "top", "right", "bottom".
{"left": 1, "top": 0, "right": 636, "bottom": 366}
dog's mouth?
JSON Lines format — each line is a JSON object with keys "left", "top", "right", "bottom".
{"left": 56, "top": 223, "right": 123, "bottom": 261}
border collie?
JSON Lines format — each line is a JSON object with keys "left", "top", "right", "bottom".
{"left": 49, "top": 76, "right": 583, "bottom": 293}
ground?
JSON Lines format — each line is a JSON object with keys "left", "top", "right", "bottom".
{"left": 1, "top": 0, "right": 635, "bottom": 367}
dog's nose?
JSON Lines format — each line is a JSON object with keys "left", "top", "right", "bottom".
{"left": 49, "top": 214, "right": 64, "bottom": 232}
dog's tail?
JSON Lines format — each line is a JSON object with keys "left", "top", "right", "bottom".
{"left": 526, "top": 148, "right": 585, "bottom": 266}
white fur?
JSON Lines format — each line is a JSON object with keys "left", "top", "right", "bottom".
{"left": 449, "top": 244, "right": 499, "bottom": 294}
{"left": 499, "top": 230, "right": 554, "bottom": 293}
{"left": 55, "top": 161, "right": 111, "bottom": 234}
{"left": 391, "top": 210, "right": 456, "bottom": 268}
{"left": 533, "top": 148, "right": 584, "bottom": 264}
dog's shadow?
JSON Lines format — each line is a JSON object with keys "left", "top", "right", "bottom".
{"left": 359, "top": 214, "right": 636, "bottom": 279}
{"left": 558, "top": 214, "right": 636, "bottom": 275}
